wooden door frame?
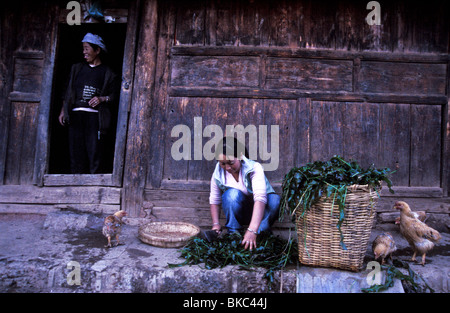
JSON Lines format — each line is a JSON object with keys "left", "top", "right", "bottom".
{"left": 33, "top": 0, "right": 140, "bottom": 188}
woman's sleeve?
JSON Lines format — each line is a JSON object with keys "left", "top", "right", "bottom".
{"left": 103, "top": 69, "right": 119, "bottom": 102}
{"left": 209, "top": 176, "right": 222, "bottom": 205}
{"left": 250, "top": 163, "right": 267, "bottom": 204}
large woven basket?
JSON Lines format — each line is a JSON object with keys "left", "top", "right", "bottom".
{"left": 139, "top": 221, "right": 200, "bottom": 248}
{"left": 295, "top": 184, "right": 378, "bottom": 271}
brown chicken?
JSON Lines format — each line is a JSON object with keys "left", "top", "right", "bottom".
{"left": 395, "top": 210, "right": 426, "bottom": 225}
{"left": 102, "top": 210, "right": 127, "bottom": 248}
{"left": 372, "top": 232, "right": 397, "bottom": 265}
{"left": 394, "top": 201, "right": 441, "bottom": 265}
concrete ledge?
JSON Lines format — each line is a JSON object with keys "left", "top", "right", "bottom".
{"left": 297, "top": 266, "right": 404, "bottom": 293}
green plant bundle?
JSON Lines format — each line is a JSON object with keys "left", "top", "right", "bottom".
{"left": 280, "top": 155, "right": 395, "bottom": 249}
{"left": 169, "top": 231, "right": 297, "bottom": 289}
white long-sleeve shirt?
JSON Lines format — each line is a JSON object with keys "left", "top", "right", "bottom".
{"left": 209, "top": 162, "right": 268, "bottom": 205}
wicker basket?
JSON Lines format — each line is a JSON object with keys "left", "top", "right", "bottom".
{"left": 139, "top": 222, "right": 200, "bottom": 248}
{"left": 295, "top": 184, "right": 378, "bottom": 271}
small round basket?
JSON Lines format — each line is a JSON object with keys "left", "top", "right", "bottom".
{"left": 138, "top": 221, "right": 200, "bottom": 248}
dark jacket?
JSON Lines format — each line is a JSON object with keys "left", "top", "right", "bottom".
{"left": 63, "top": 62, "right": 117, "bottom": 134}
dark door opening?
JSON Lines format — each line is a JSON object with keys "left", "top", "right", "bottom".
{"left": 49, "top": 23, "right": 126, "bottom": 174}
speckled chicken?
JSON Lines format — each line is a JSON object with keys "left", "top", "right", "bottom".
{"left": 394, "top": 201, "right": 441, "bottom": 266}
{"left": 372, "top": 232, "right": 397, "bottom": 265}
{"left": 102, "top": 210, "right": 127, "bottom": 248}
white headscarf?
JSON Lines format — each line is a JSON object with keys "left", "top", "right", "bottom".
{"left": 82, "top": 33, "right": 107, "bottom": 52}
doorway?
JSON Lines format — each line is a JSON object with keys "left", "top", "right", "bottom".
{"left": 49, "top": 23, "right": 127, "bottom": 174}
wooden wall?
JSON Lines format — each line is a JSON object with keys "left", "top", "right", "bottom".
{"left": 139, "top": 0, "right": 449, "bottom": 226}
{"left": 0, "top": 0, "right": 448, "bottom": 227}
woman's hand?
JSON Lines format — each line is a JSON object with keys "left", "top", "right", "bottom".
{"left": 242, "top": 230, "right": 257, "bottom": 250}
{"left": 58, "top": 109, "right": 66, "bottom": 126}
{"left": 212, "top": 223, "right": 222, "bottom": 234}
{"left": 89, "top": 96, "right": 109, "bottom": 108}
{"left": 88, "top": 96, "right": 102, "bottom": 108}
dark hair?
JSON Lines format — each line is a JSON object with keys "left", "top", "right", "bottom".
{"left": 85, "top": 42, "right": 103, "bottom": 54}
{"left": 215, "top": 136, "right": 249, "bottom": 160}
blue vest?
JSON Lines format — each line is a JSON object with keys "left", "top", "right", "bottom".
{"left": 212, "top": 156, "right": 275, "bottom": 195}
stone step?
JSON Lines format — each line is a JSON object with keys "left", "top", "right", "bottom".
{"left": 8, "top": 211, "right": 446, "bottom": 294}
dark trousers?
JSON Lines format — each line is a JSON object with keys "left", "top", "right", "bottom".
{"left": 68, "top": 111, "right": 103, "bottom": 174}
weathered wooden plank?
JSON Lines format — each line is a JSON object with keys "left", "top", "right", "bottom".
{"left": 363, "top": 93, "right": 447, "bottom": 105}
{"left": 145, "top": 189, "right": 210, "bottom": 208}
{"left": 395, "top": 0, "right": 450, "bottom": 53}
{"left": 169, "top": 86, "right": 447, "bottom": 105}
{"left": 160, "top": 179, "right": 210, "bottom": 191}
{"left": 359, "top": 61, "right": 447, "bottom": 95}
{"left": 266, "top": 57, "right": 353, "bottom": 92}
{"left": 0, "top": 185, "right": 121, "bottom": 204}
{"left": 174, "top": 0, "right": 205, "bottom": 45}
{"left": 19, "top": 102, "right": 39, "bottom": 185}
{"left": 145, "top": 0, "right": 177, "bottom": 192}
{"left": 4, "top": 102, "right": 26, "bottom": 184}
{"left": 33, "top": 2, "right": 59, "bottom": 186}
{"left": 235, "top": 0, "right": 267, "bottom": 46}
{"left": 12, "top": 56, "right": 44, "bottom": 94}
{"left": 237, "top": 98, "right": 265, "bottom": 162}
{"left": 189, "top": 98, "right": 209, "bottom": 181}
{"left": 4, "top": 102, "right": 39, "bottom": 185}
{"left": 335, "top": 0, "right": 368, "bottom": 51}
{"left": 171, "top": 55, "right": 259, "bottom": 88}
{"left": 299, "top": 0, "right": 337, "bottom": 49}
{"left": 164, "top": 97, "right": 190, "bottom": 182}
{"left": 343, "top": 102, "right": 380, "bottom": 169}
{"left": 8, "top": 92, "right": 41, "bottom": 103}
{"left": 111, "top": 0, "right": 141, "bottom": 187}
{"left": 378, "top": 103, "right": 410, "bottom": 186}
{"left": 123, "top": 0, "right": 159, "bottom": 217}
{"left": 269, "top": 0, "right": 292, "bottom": 47}
{"left": 0, "top": 203, "right": 119, "bottom": 215}
{"left": 43, "top": 174, "right": 114, "bottom": 186}
{"left": 377, "top": 196, "right": 449, "bottom": 213}
{"left": 0, "top": 6, "right": 14, "bottom": 185}
{"left": 410, "top": 105, "right": 442, "bottom": 187}
{"left": 171, "top": 45, "right": 450, "bottom": 62}
{"left": 295, "top": 98, "right": 312, "bottom": 166}
{"left": 380, "top": 186, "right": 443, "bottom": 198}
{"left": 151, "top": 206, "right": 223, "bottom": 228}
{"left": 310, "top": 101, "right": 344, "bottom": 162}
{"left": 262, "top": 99, "right": 296, "bottom": 182}
{"left": 213, "top": 0, "right": 240, "bottom": 46}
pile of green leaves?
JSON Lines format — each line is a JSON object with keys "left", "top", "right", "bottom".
{"left": 168, "top": 231, "right": 297, "bottom": 289}
{"left": 280, "top": 155, "right": 395, "bottom": 249}
{"left": 362, "top": 260, "right": 434, "bottom": 293}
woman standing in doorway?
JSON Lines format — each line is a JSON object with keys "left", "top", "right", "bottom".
{"left": 209, "top": 137, "right": 280, "bottom": 250}
{"left": 59, "top": 33, "right": 117, "bottom": 174}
